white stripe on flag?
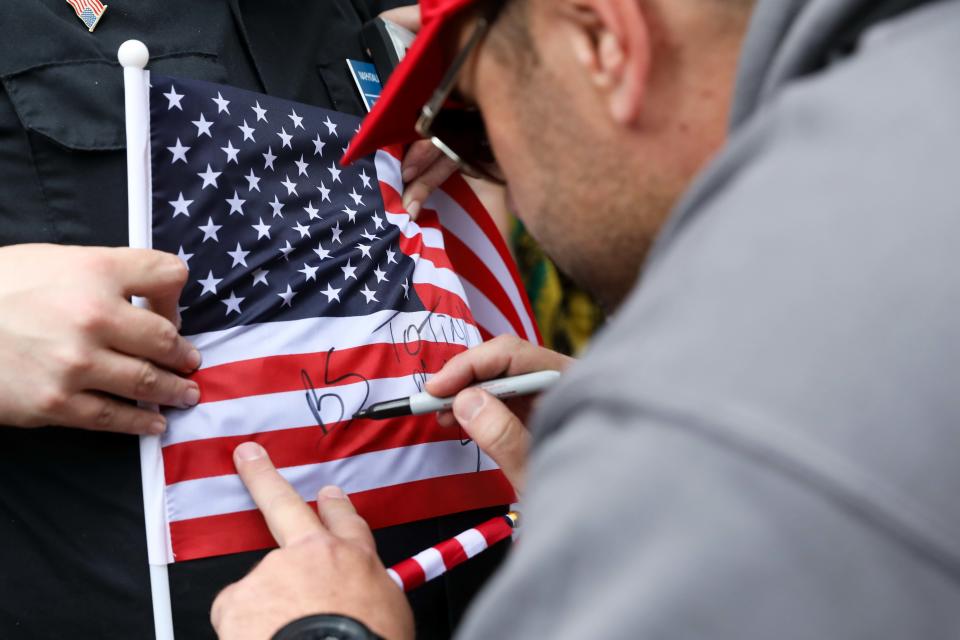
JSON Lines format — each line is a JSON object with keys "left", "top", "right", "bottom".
{"left": 458, "top": 278, "right": 517, "bottom": 339}
{"left": 165, "top": 441, "right": 499, "bottom": 521}
{"left": 385, "top": 211, "right": 445, "bottom": 248}
{"left": 455, "top": 527, "right": 489, "bottom": 559}
{"left": 415, "top": 547, "right": 447, "bottom": 582}
{"left": 185, "top": 309, "right": 482, "bottom": 370}
{"left": 164, "top": 375, "right": 425, "bottom": 446}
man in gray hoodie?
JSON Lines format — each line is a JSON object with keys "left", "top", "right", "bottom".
{"left": 210, "top": 0, "right": 960, "bottom": 638}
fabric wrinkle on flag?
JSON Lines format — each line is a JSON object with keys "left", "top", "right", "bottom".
{"left": 146, "top": 75, "right": 536, "bottom": 562}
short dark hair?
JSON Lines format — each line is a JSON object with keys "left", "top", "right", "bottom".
{"left": 486, "top": 0, "right": 538, "bottom": 69}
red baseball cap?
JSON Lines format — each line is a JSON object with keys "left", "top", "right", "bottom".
{"left": 342, "top": 0, "right": 480, "bottom": 165}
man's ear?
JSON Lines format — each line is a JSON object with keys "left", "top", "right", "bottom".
{"left": 563, "top": 0, "right": 651, "bottom": 125}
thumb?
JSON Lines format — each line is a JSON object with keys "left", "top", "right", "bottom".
{"left": 453, "top": 389, "right": 528, "bottom": 493}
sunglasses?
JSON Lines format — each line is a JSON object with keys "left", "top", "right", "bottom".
{"left": 415, "top": 16, "right": 506, "bottom": 185}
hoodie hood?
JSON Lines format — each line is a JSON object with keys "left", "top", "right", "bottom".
{"left": 731, "top": 0, "right": 937, "bottom": 128}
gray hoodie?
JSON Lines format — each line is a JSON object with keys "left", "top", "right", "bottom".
{"left": 458, "top": 0, "right": 960, "bottom": 637}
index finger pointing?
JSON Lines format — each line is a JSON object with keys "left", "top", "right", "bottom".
{"left": 233, "top": 442, "right": 325, "bottom": 547}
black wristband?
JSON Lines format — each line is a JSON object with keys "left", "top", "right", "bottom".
{"left": 272, "top": 614, "right": 384, "bottom": 640}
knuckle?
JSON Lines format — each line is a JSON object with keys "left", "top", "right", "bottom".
{"left": 210, "top": 586, "right": 235, "bottom": 629}
{"left": 76, "top": 250, "right": 112, "bottom": 277}
{"left": 133, "top": 360, "right": 160, "bottom": 397}
{"left": 93, "top": 399, "right": 117, "bottom": 430}
{"left": 37, "top": 388, "right": 70, "bottom": 417}
{"left": 73, "top": 300, "right": 110, "bottom": 334}
{"left": 55, "top": 345, "right": 94, "bottom": 380}
{"left": 491, "top": 334, "right": 520, "bottom": 350}
{"left": 166, "top": 255, "right": 190, "bottom": 285}
{"left": 155, "top": 323, "right": 181, "bottom": 357}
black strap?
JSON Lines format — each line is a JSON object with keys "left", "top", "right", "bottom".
{"left": 272, "top": 614, "right": 385, "bottom": 640}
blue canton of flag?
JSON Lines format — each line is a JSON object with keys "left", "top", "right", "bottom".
{"left": 149, "top": 76, "right": 424, "bottom": 336}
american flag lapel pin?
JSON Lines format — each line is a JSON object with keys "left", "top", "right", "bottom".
{"left": 66, "top": 0, "right": 108, "bottom": 32}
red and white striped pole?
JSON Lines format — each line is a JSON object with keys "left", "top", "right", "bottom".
{"left": 388, "top": 512, "right": 520, "bottom": 592}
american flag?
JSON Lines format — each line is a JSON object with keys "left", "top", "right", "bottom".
{"left": 145, "top": 75, "right": 537, "bottom": 562}
{"left": 65, "top": 0, "right": 107, "bottom": 31}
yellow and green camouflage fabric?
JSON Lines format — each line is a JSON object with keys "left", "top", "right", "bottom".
{"left": 511, "top": 220, "right": 604, "bottom": 356}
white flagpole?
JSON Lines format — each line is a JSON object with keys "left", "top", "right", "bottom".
{"left": 119, "top": 39, "right": 176, "bottom": 640}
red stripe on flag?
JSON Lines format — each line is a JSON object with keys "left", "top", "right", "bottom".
{"left": 391, "top": 558, "right": 427, "bottom": 591}
{"left": 163, "top": 415, "right": 470, "bottom": 483}
{"left": 169, "top": 470, "right": 516, "bottom": 561}
{"left": 435, "top": 536, "right": 469, "bottom": 571}
{"left": 475, "top": 515, "right": 515, "bottom": 547}
{"left": 191, "top": 341, "right": 468, "bottom": 404}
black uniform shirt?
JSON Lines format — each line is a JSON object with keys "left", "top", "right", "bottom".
{"left": 0, "top": 2, "right": 505, "bottom": 638}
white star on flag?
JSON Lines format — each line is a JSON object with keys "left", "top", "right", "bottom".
{"left": 212, "top": 92, "right": 231, "bottom": 114}
{"left": 244, "top": 169, "right": 261, "bottom": 192}
{"left": 312, "top": 134, "right": 326, "bottom": 157}
{"left": 341, "top": 258, "right": 357, "bottom": 281}
{"left": 192, "top": 113, "right": 213, "bottom": 137}
{"left": 221, "top": 292, "right": 244, "bottom": 315}
{"left": 227, "top": 242, "right": 250, "bottom": 267}
{"left": 225, "top": 191, "right": 246, "bottom": 215}
{"left": 164, "top": 86, "right": 184, "bottom": 110}
{"left": 197, "top": 270, "right": 222, "bottom": 295}
{"left": 288, "top": 109, "right": 304, "bottom": 130}
{"left": 169, "top": 193, "right": 193, "bottom": 218}
{"left": 252, "top": 101, "right": 268, "bottom": 122}
{"left": 303, "top": 201, "right": 320, "bottom": 220}
{"left": 269, "top": 195, "right": 285, "bottom": 218}
{"left": 168, "top": 139, "right": 190, "bottom": 164}
{"left": 198, "top": 218, "right": 222, "bottom": 243}
{"left": 263, "top": 147, "right": 277, "bottom": 171}
{"left": 221, "top": 140, "right": 240, "bottom": 164}
{"left": 251, "top": 218, "right": 271, "bottom": 240}
{"left": 321, "top": 283, "right": 341, "bottom": 303}
{"left": 298, "top": 263, "right": 319, "bottom": 282}
{"left": 251, "top": 268, "right": 269, "bottom": 286}
{"left": 360, "top": 285, "right": 378, "bottom": 304}
{"left": 322, "top": 115, "right": 338, "bottom": 136}
{"left": 238, "top": 120, "right": 256, "bottom": 142}
{"left": 277, "top": 284, "right": 297, "bottom": 308}
{"left": 197, "top": 164, "right": 221, "bottom": 190}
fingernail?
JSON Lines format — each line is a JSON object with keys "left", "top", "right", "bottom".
{"left": 402, "top": 167, "right": 417, "bottom": 183}
{"left": 235, "top": 442, "right": 265, "bottom": 461}
{"left": 406, "top": 200, "right": 422, "bottom": 218}
{"left": 436, "top": 411, "right": 456, "bottom": 428}
{"left": 454, "top": 389, "right": 485, "bottom": 424}
{"left": 149, "top": 418, "right": 167, "bottom": 435}
{"left": 319, "top": 485, "right": 346, "bottom": 500}
{"left": 186, "top": 348, "right": 202, "bottom": 371}
{"left": 181, "top": 385, "right": 201, "bottom": 408}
